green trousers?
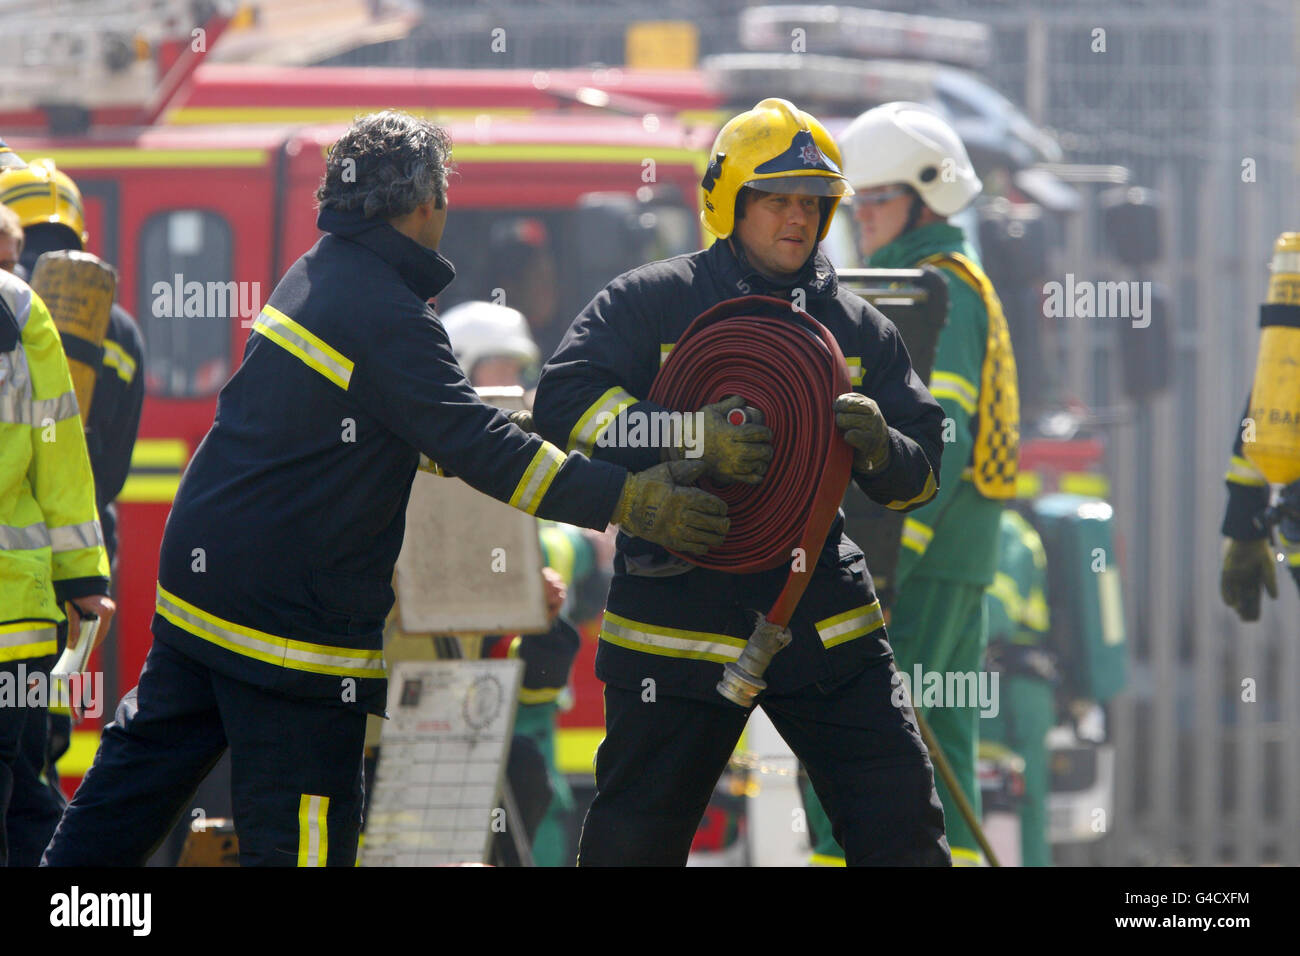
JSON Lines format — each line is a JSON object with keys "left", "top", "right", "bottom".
{"left": 980, "top": 675, "right": 1054, "bottom": 866}
{"left": 513, "top": 702, "right": 575, "bottom": 867}
{"left": 802, "top": 576, "right": 988, "bottom": 864}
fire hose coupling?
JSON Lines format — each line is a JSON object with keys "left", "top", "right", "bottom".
{"left": 716, "top": 619, "right": 793, "bottom": 708}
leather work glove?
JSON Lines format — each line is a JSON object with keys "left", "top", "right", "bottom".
{"left": 615, "top": 459, "right": 730, "bottom": 555}
{"left": 665, "top": 395, "right": 773, "bottom": 486}
{"left": 1220, "top": 537, "right": 1279, "bottom": 622}
{"left": 834, "top": 392, "right": 891, "bottom": 474}
{"left": 507, "top": 408, "right": 534, "bottom": 433}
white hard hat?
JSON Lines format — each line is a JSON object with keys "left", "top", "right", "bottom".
{"left": 439, "top": 300, "right": 540, "bottom": 375}
{"left": 838, "top": 102, "right": 982, "bottom": 217}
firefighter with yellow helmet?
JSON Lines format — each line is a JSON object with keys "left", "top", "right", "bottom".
{"left": 0, "top": 140, "right": 114, "bottom": 867}
{"left": 0, "top": 156, "right": 144, "bottom": 570}
{"left": 533, "top": 98, "right": 950, "bottom": 865}
{"left": 0, "top": 154, "right": 144, "bottom": 864}
{"left": 800, "top": 102, "right": 1021, "bottom": 866}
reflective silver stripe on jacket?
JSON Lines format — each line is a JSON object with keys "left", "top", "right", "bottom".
{"left": 0, "top": 273, "right": 33, "bottom": 330}
{"left": 0, "top": 388, "right": 80, "bottom": 427}
{"left": 0, "top": 521, "right": 51, "bottom": 550}
{"left": 49, "top": 519, "right": 105, "bottom": 553}
{"left": 0, "top": 624, "right": 59, "bottom": 663}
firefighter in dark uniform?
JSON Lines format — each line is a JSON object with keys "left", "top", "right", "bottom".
{"left": 533, "top": 99, "right": 951, "bottom": 866}
{"left": 42, "top": 111, "right": 729, "bottom": 867}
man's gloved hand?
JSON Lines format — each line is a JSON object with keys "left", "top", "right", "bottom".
{"left": 834, "top": 392, "right": 891, "bottom": 474}
{"left": 1220, "top": 537, "right": 1279, "bottom": 622}
{"left": 615, "top": 459, "right": 730, "bottom": 555}
{"left": 508, "top": 408, "right": 534, "bottom": 433}
{"left": 665, "top": 395, "right": 772, "bottom": 486}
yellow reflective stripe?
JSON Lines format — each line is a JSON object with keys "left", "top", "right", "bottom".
{"left": 809, "top": 852, "right": 846, "bottom": 867}
{"left": 102, "top": 339, "right": 136, "bottom": 384}
{"left": 252, "top": 306, "right": 354, "bottom": 390}
{"left": 118, "top": 475, "right": 182, "bottom": 504}
{"left": 660, "top": 343, "right": 674, "bottom": 366}
{"left": 1225, "top": 454, "right": 1268, "bottom": 487}
{"left": 131, "top": 438, "right": 188, "bottom": 467}
{"left": 156, "top": 583, "right": 386, "bottom": 679}
{"left": 814, "top": 601, "right": 885, "bottom": 648}
{"left": 56, "top": 729, "right": 100, "bottom": 778}
{"left": 557, "top": 727, "right": 605, "bottom": 774}
{"left": 567, "top": 386, "right": 637, "bottom": 454}
{"left": 600, "top": 611, "right": 747, "bottom": 663}
{"left": 845, "top": 358, "right": 864, "bottom": 386}
{"left": 1024, "top": 589, "right": 1050, "bottom": 631}
{"left": 1059, "top": 472, "right": 1110, "bottom": 498}
{"left": 509, "top": 442, "right": 566, "bottom": 514}
{"left": 519, "top": 686, "right": 563, "bottom": 705}
{"left": 297, "top": 794, "right": 329, "bottom": 866}
{"left": 900, "top": 517, "right": 934, "bottom": 555}
{"left": 1015, "top": 471, "right": 1041, "bottom": 498}
{"left": 951, "top": 847, "right": 983, "bottom": 866}
{"left": 885, "top": 469, "right": 937, "bottom": 511}
{"left": 120, "top": 439, "right": 188, "bottom": 503}
{"left": 929, "top": 370, "right": 977, "bottom": 415}
{"left": 0, "top": 623, "right": 58, "bottom": 662}
{"left": 26, "top": 148, "right": 269, "bottom": 169}
{"left": 448, "top": 144, "right": 706, "bottom": 170}
{"left": 988, "top": 571, "right": 1024, "bottom": 619}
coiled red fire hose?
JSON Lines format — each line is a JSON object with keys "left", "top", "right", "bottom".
{"left": 647, "top": 295, "right": 856, "bottom": 705}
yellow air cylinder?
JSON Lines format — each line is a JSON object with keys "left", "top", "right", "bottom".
{"left": 1245, "top": 232, "right": 1300, "bottom": 484}
{"left": 29, "top": 250, "right": 116, "bottom": 425}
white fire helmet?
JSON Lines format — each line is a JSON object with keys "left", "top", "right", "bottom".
{"left": 838, "top": 101, "right": 982, "bottom": 217}
{"left": 440, "top": 300, "right": 540, "bottom": 377}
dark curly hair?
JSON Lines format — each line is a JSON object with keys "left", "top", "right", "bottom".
{"left": 315, "top": 110, "right": 453, "bottom": 219}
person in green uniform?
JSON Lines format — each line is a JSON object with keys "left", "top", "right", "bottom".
{"left": 801, "top": 102, "right": 1020, "bottom": 865}
{"left": 982, "top": 508, "right": 1056, "bottom": 866}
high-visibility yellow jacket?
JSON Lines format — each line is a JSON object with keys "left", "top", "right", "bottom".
{"left": 0, "top": 269, "right": 110, "bottom": 664}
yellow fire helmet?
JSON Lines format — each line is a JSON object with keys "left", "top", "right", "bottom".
{"left": 700, "top": 97, "right": 854, "bottom": 242}
{"left": 0, "top": 157, "right": 88, "bottom": 247}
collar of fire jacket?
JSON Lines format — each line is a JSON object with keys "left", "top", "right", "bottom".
{"left": 713, "top": 236, "right": 838, "bottom": 299}
{"left": 316, "top": 205, "right": 456, "bottom": 301}
{"left": 868, "top": 221, "right": 969, "bottom": 270}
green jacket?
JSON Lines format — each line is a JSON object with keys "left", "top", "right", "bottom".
{"left": 870, "top": 222, "right": 1005, "bottom": 587}
{"left": 1, "top": 272, "right": 110, "bottom": 663}
{"left": 985, "top": 509, "right": 1049, "bottom": 644}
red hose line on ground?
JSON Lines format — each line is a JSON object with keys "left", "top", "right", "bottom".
{"left": 648, "top": 295, "right": 855, "bottom": 627}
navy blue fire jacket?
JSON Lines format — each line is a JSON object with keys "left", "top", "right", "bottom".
{"left": 533, "top": 238, "right": 944, "bottom": 702}
{"left": 152, "top": 206, "right": 627, "bottom": 714}
{"left": 85, "top": 303, "right": 144, "bottom": 564}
